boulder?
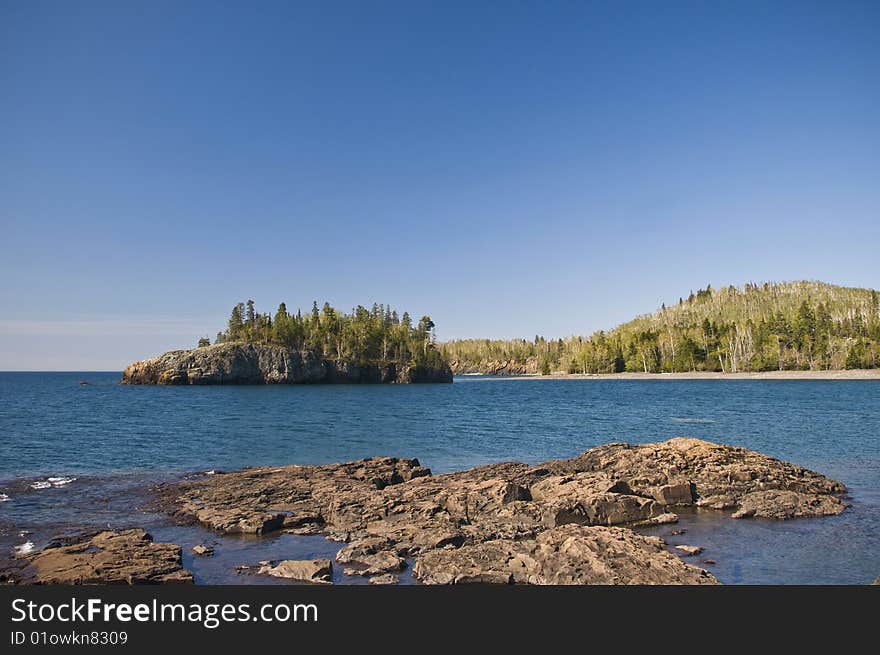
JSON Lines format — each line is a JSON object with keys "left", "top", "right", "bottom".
{"left": 674, "top": 545, "right": 704, "bottom": 556}
{"left": 259, "top": 559, "right": 332, "bottom": 583}
{"left": 368, "top": 574, "right": 400, "bottom": 585}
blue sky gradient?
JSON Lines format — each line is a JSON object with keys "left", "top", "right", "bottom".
{"left": 1, "top": 1, "right": 878, "bottom": 369}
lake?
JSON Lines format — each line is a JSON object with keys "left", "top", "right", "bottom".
{"left": 1, "top": 372, "right": 877, "bottom": 584}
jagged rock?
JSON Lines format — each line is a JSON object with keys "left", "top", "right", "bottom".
{"left": 121, "top": 342, "right": 452, "bottom": 385}
{"left": 157, "top": 438, "right": 846, "bottom": 585}
{"left": 412, "top": 526, "right": 717, "bottom": 585}
{"left": 675, "top": 545, "right": 703, "bottom": 556}
{"left": 368, "top": 574, "right": 400, "bottom": 585}
{"left": 450, "top": 357, "right": 541, "bottom": 376}
{"left": 191, "top": 544, "right": 214, "bottom": 556}
{"left": 258, "top": 559, "right": 332, "bottom": 583}
{"left": 8, "top": 530, "right": 192, "bottom": 585}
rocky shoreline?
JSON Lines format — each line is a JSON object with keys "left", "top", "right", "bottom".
{"left": 121, "top": 342, "right": 453, "bottom": 385}
{"left": 1, "top": 437, "right": 851, "bottom": 585}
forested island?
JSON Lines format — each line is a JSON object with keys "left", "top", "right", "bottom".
{"left": 122, "top": 301, "right": 452, "bottom": 384}
{"left": 443, "top": 281, "right": 880, "bottom": 375}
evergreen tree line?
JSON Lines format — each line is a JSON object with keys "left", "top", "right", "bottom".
{"left": 442, "top": 281, "right": 880, "bottom": 374}
{"left": 206, "top": 300, "right": 444, "bottom": 368}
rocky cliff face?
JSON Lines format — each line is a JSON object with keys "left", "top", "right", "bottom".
{"left": 121, "top": 342, "right": 453, "bottom": 385}
{"left": 449, "top": 357, "right": 541, "bottom": 375}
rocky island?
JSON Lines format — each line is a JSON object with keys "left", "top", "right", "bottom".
{"left": 122, "top": 300, "right": 453, "bottom": 385}
{"left": 3, "top": 437, "right": 848, "bottom": 585}
{"left": 122, "top": 342, "right": 452, "bottom": 385}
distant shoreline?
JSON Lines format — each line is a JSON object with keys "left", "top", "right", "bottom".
{"left": 457, "top": 369, "right": 880, "bottom": 381}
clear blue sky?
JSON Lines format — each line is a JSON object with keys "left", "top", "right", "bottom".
{"left": 1, "top": 1, "right": 878, "bottom": 370}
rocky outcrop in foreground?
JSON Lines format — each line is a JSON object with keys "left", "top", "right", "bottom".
{"left": 121, "top": 342, "right": 453, "bottom": 385}
{"left": 154, "top": 437, "right": 846, "bottom": 585}
{"left": 2, "top": 438, "right": 846, "bottom": 585}
{"left": 3, "top": 530, "right": 192, "bottom": 585}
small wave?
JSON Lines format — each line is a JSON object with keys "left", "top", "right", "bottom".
{"left": 670, "top": 417, "right": 716, "bottom": 424}
{"left": 0, "top": 493, "right": 9, "bottom": 502}
{"left": 14, "top": 541, "right": 35, "bottom": 556}
{"left": 29, "top": 476, "right": 77, "bottom": 490}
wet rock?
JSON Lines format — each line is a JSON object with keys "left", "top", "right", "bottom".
{"left": 258, "top": 559, "right": 332, "bottom": 583}
{"left": 192, "top": 545, "right": 214, "bottom": 556}
{"left": 675, "top": 545, "right": 704, "bottom": 556}
{"left": 9, "top": 530, "right": 192, "bottom": 585}
{"left": 412, "top": 525, "right": 717, "bottom": 585}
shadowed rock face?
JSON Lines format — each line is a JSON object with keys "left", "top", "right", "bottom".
{"left": 5, "top": 530, "right": 192, "bottom": 585}
{"left": 121, "top": 342, "right": 453, "bottom": 385}
{"left": 154, "top": 438, "right": 846, "bottom": 585}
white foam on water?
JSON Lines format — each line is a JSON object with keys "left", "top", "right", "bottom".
{"left": 30, "top": 476, "right": 77, "bottom": 489}
{"left": 205, "top": 470, "right": 216, "bottom": 475}
{"left": 14, "top": 541, "right": 35, "bottom": 555}
{"left": 670, "top": 417, "right": 716, "bottom": 424}
{"left": 0, "top": 493, "right": 9, "bottom": 502}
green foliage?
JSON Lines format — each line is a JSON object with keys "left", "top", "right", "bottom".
{"left": 197, "top": 337, "right": 211, "bottom": 348}
{"left": 214, "top": 300, "right": 443, "bottom": 368}
{"left": 442, "top": 281, "right": 880, "bottom": 373}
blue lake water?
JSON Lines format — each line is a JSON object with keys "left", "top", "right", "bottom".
{"left": 1, "top": 372, "right": 878, "bottom": 584}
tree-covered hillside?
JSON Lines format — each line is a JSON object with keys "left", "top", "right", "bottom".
{"left": 442, "top": 281, "right": 880, "bottom": 374}
{"left": 210, "top": 301, "right": 445, "bottom": 369}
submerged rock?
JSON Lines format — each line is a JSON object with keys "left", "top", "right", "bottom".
{"left": 121, "top": 342, "right": 453, "bottom": 385}
{"left": 6, "top": 529, "right": 192, "bottom": 585}
{"left": 156, "top": 437, "right": 846, "bottom": 585}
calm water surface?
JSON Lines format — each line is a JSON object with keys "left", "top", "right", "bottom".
{"left": 0, "top": 372, "right": 877, "bottom": 584}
